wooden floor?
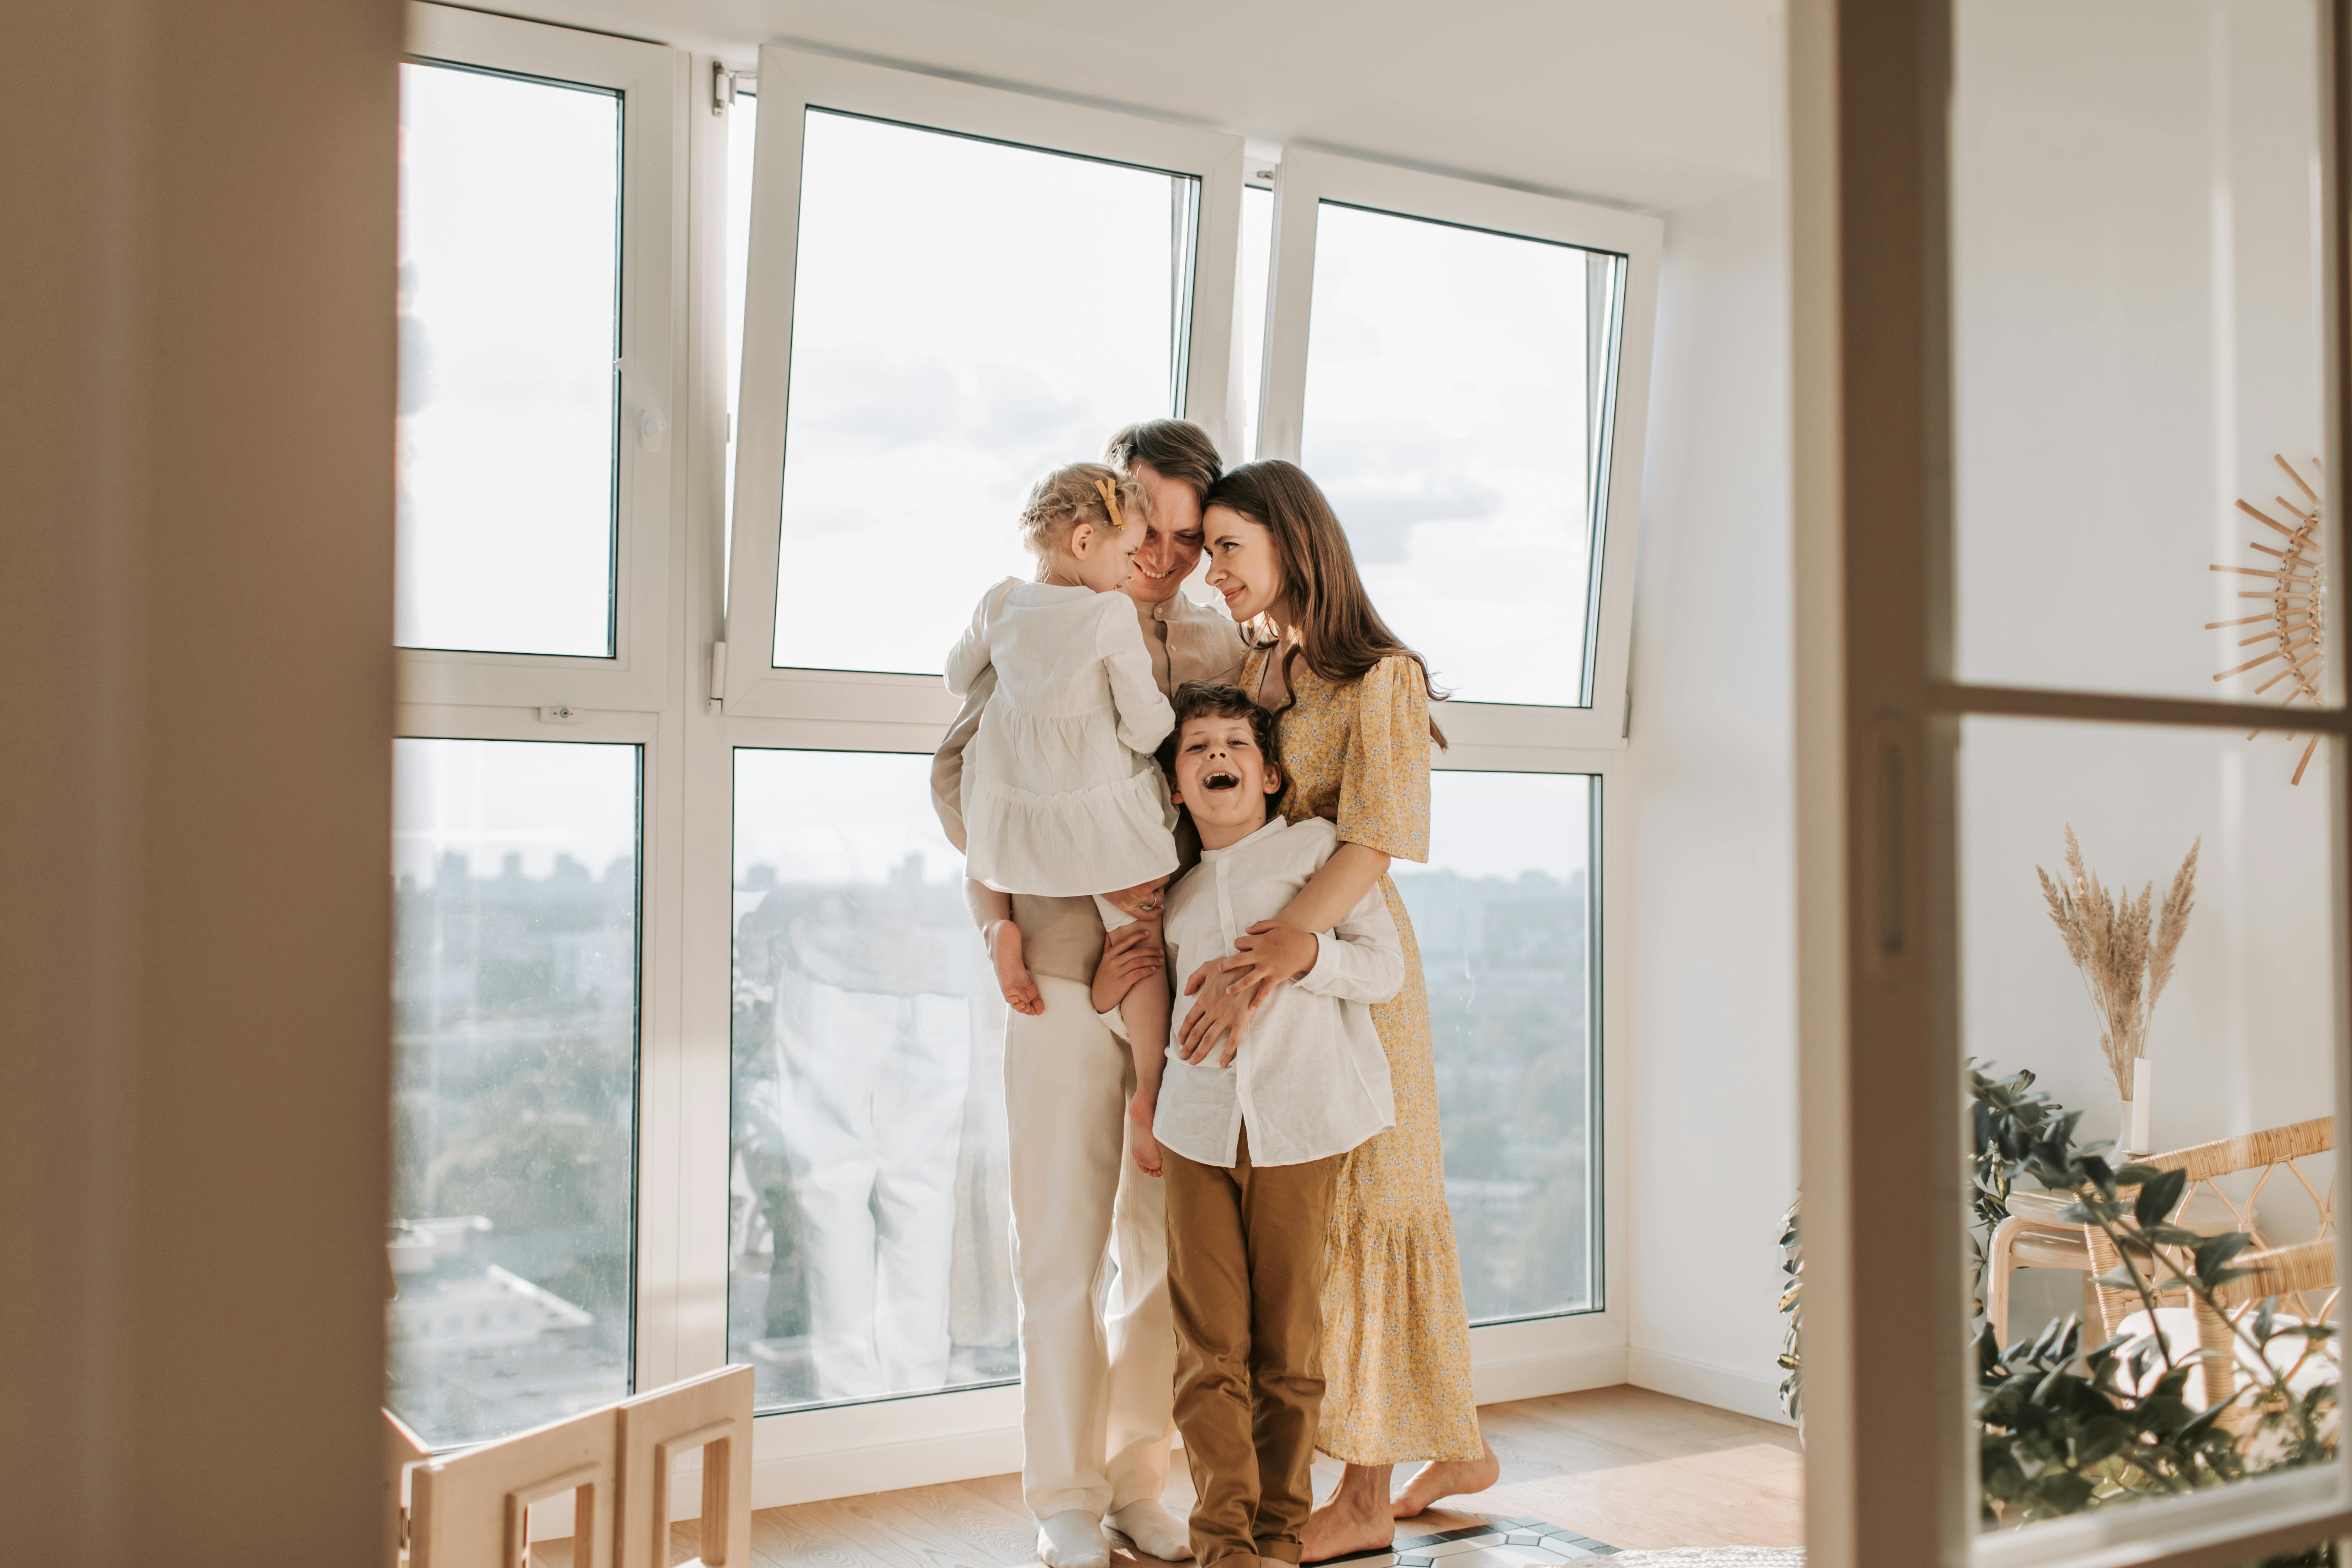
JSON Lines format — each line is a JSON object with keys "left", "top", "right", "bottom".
{"left": 540, "top": 1387, "right": 1801, "bottom": 1567}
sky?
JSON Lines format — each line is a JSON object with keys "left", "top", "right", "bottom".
{"left": 397, "top": 64, "right": 620, "bottom": 658}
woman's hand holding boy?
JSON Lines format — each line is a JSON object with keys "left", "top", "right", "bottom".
{"left": 1174, "top": 918, "right": 1317, "bottom": 1066}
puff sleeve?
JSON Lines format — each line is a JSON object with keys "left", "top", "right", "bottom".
{"left": 944, "top": 578, "right": 1014, "bottom": 699}
{"left": 1335, "top": 655, "right": 1432, "bottom": 863}
{"left": 1098, "top": 595, "right": 1177, "bottom": 757}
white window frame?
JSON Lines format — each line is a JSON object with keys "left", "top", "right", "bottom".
{"left": 700, "top": 736, "right": 1632, "bottom": 1506}
{"left": 1255, "top": 147, "right": 1662, "bottom": 750}
{"left": 389, "top": 9, "right": 1647, "bottom": 1506}
{"left": 1790, "top": 1, "right": 2352, "bottom": 1566}
{"left": 717, "top": 44, "right": 1247, "bottom": 720}
{"left": 390, "top": 1, "right": 697, "bottom": 1453}
{"left": 397, "top": 3, "right": 684, "bottom": 713}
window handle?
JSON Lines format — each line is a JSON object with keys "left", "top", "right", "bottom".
{"left": 615, "top": 357, "right": 667, "bottom": 450}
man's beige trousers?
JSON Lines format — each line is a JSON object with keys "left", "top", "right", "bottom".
{"left": 1005, "top": 976, "right": 1178, "bottom": 1520}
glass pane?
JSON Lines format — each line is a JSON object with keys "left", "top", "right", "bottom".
{"left": 1950, "top": 0, "right": 2334, "bottom": 706}
{"left": 1402, "top": 771, "right": 1599, "bottom": 1320}
{"left": 1299, "top": 202, "right": 1618, "bottom": 708}
{"left": 730, "top": 749, "right": 1016, "bottom": 1410}
{"left": 1238, "top": 183, "right": 1274, "bottom": 463}
{"left": 397, "top": 62, "right": 620, "bottom": 658}
{"left": 768, "top": 110, "right": 1196, "bottom": 674}
{"left": 1959, "top": 717, "right": 2340, "bottom": 1532}
{"left": 387, "top": 738, "right": 640, "bottom": 1447}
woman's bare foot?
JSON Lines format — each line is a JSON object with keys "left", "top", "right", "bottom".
{"left": 988, "top": 919, "right": 1043, "bottom": 1015}
{"left": 1128, "top": 1094, "right": 1163, "bottom": 1177}
{"left": 1302, "top": 1466, "right": 1395, "bottom": 1562}
{"left": 1390, "top": 1437, "right": 1500, "bottom": 1519}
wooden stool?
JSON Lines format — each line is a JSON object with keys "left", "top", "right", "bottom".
{"left": 410, "top": 1406, "right": 620, "bottom": 1568}
{"left": 1985, "top": 1190, "right": 2097, "bottom": 1346}
{"left": 616, "top": 1365, "right": 754, "bottom": 1568}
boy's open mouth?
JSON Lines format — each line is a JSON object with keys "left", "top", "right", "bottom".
{"left": 1203, "top": 770, "right": 1240, "bottom": 792}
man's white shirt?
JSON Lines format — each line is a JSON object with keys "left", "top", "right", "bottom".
{"left": 1111, "top": 815, "right": 1402, "bottom": 1168}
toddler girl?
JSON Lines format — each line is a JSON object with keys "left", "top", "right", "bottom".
{"left": 945, "top": 463, "right": 1178, "bottom": 1174}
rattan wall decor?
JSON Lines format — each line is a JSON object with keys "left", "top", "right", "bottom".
{"left": 2208, "top": 453, "right": 2327, "bottom": 784}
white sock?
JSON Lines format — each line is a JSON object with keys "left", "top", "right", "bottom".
{"left": 1107, "top": 1499, "right": 1194, "bottom": 1561}
{"left": 1038, "top": 1509, "right": 1111, "bottom": 1568}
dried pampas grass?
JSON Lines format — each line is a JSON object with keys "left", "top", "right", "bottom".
{"left": 2036, "top": 826, "right": 2199, "bottom": 1098}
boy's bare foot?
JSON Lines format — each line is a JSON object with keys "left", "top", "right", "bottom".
{"left": 1390, "top": 1437, "right": 1499, "bottom": 1517}
{"left": 1128, "top": 1094, "right": 1163, "bottom": 1177}
{"left": 1301, "top": 1496, "right": 1393, "bottom": 1562}
{"left": 988, "top": 920, "right": 1043, "bottom": 1016}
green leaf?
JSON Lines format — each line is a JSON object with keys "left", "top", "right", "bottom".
{"left": 2192, "top": 1232, "right": 2253, "bottom": 1287}
{"left": 2134, "top": 1168, "right": 2188, "bottom": 1227}
{"left": 2139, "top": 1223, "right": 2205, "bottom": 1248}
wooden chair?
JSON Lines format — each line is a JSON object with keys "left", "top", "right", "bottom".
{"left": 409, "top": 1406, "right": 620, "bottom": 1568}
{"left": 615, "top": 1365, "right": 754, "bottom": 1568}
{"left": 2085, "top": 1116, "right": 2334, "bottom": 1340}
{"left": 2192, "top": 1236, "right": 2339, "bottom": 1432}
{"left": 387, "top": 1407, "right": 433, "bottom": 1568}
{"left": 1984, "top": 1189, "right": 2100, "bottom": 1346}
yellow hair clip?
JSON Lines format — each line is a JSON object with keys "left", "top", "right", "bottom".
{"left": 1094, "top": 476, "right": 1128, "bottom": 532}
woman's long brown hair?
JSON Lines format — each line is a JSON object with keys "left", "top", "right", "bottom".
{"left": 1201, "top": 459, "right": 1447, "bottom": 747}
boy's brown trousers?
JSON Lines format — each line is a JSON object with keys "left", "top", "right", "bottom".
{"left": 1163, "top": 1129, "right": 1344, "bottom": 1568}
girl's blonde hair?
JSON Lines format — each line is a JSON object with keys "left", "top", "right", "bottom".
{"left": 1019, "top": 463, "right": 1146, "bottom": 558}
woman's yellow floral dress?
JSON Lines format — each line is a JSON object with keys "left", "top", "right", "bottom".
{"left": 1239, "top": 647, "right": 1484, "bottom": 1465}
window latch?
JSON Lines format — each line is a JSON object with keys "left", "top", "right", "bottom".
{"left": 712, "top": 62, "right": 752, "bottom": 115}
{"left": 613, "top": 357, "right": 667, "bottom": 451}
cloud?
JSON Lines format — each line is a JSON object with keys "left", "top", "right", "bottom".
{"left": 966, "top": 363, "right": 1099, "bottom": 475}
{"left": 1302, "top": 420, "right": 1507, "bottom": 564}
{"left": 788, "top": 345, "right": 959, "bottom": 448}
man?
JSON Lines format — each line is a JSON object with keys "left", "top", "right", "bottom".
{"left": 932, "top": 420, "right": 1243, "bottom": 1568}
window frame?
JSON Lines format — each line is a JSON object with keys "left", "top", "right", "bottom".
{"left": 389, "top": 3, "right": 1650, "bottom": 1501}
{"left": 1790, "top": 1, "right": 2352, "bottom": 1565}
{"left": 705, "top": 733, "right": 1633, "bottom": 1496}
{"left": 397, "top": 3, "right": 683, "bottom": 712}
{"left": 390, "top": 1, "right": 695, "bottom": 1455}
{"left": 1254, "top": 147, "right": 1662, "bottom": 750}
{"left": 717, "top": 44, "right": 1248, "bottom": 719}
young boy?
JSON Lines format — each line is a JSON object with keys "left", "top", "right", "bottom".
{"left": 1100, "top": 681, "right": 1402, "bottom": 1568}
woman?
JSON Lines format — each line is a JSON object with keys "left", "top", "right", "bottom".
{"left": 1179, "top": 460, "right": 1499, "bottom": 1559}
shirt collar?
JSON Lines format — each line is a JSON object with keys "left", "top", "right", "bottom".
{"left": 1198, "top": 817, "right": 1288, "bottom": 861}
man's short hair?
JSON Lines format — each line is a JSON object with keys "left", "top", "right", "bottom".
{"left": 1157, "top": 680, "right": 1282, "bottom": 790}
{"left": 1106, "top": 419, "right": 1222, "bottom": 503}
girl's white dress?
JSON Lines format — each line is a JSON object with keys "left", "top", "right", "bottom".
{"left": 945, "top": 577, "right": 1178, "bottom": 898}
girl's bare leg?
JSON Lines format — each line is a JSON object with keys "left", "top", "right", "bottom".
{"left": 1390, "top": 1433, "right": 1500, "bottom": 1517}
{"left": 963, "top": 876, "right": 1041, "bottom": 1015}
{"left": 1304, "top": 1464, "right": 1395, "bottom": 1562}
{"left": 1118, "top": 936, "right": 1169, "bottom": 1175}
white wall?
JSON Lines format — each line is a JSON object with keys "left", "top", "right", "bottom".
{"left": 508, "top": 0, "right": 1779, "bottom": 210}
{"left": 1622, "top": 173, "right": 1801, "bottom": 1424}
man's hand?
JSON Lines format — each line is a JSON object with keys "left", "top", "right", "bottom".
{"left": 1091, "top": 918, "right": 1165, "bottom": 1017}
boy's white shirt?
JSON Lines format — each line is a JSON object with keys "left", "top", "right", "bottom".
{"left": 1109, "top": 815, "right": 1402, "bottom": 1168}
